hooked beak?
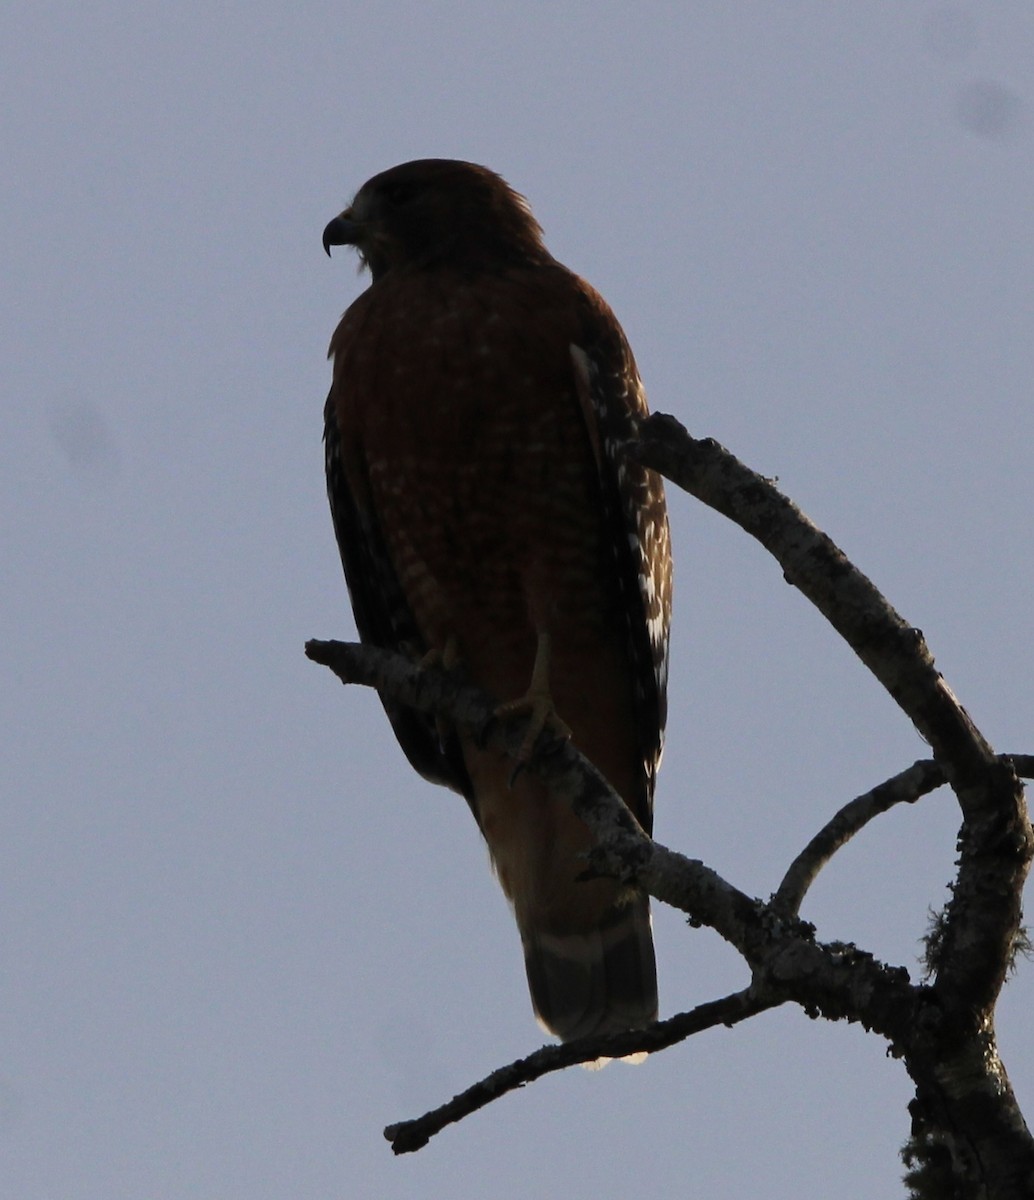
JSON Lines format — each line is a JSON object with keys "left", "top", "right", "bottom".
{"left": 322, "top": 209, "right": 362, "bottom": 257}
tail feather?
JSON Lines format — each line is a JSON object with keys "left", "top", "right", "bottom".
{"left": 521, "top": 895, "right": 657, "bottom": 1043}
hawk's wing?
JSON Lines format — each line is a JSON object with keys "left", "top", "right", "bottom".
{"left": 323, "top": 392, "right": 474, "bottom": 802}
{"left": 569, "top": 297, "right": 672, "bottom": 830}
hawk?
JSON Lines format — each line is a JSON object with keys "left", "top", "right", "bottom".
{"left": 322, "top": 159, "right": 672, "bottom": 1042}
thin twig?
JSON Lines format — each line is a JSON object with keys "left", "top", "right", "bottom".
{"left": 384, "top": 988, "right": 775, "bottom": 1154}
{"left": 774, "top": 755, "right": 1034, "bottom": 917}
{"left": 774, "top": 759, "right": 945, "bottom": 915}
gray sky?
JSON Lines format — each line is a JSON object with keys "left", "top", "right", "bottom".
{"left": 3, "top": 3, "right": 1032, "bottom": 1196}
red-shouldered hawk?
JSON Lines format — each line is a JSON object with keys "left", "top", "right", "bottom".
{"left": 322, "top": 160, "right": 672, "bottom": 1042}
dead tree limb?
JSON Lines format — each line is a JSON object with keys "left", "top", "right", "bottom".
{"left": 308, "top": 412, "right": 1034, "bottom": 1195}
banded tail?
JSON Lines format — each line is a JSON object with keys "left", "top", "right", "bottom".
{"left": 520, "top": 893, "right": 657, "bottom": 1043}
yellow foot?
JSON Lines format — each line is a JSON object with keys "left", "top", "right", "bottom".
{"left": 419, "top": 635, "right": 459, "bottom": 672}
{"left": 496, "top": 690, "right": 572, "bottom": 762}
{"left": 495, "top": 632, "right": 571, "bottom": 769}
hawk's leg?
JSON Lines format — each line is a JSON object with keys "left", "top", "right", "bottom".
{"left": 496, "top": 631, "right": 572, "bottom": 766}
{"left": 419, "top": 636, "right": 460, "bottom": 745}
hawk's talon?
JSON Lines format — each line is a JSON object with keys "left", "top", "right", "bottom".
{"left": 418, "top": 635, "right": 459, "bottom": 672}
{"left": 500, "top": 701, "right": 572, "bottom": 785}
{"left": 495, "top": 631, "right": 572, "bottom": 775}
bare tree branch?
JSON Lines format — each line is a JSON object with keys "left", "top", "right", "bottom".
{"left": 308, "top": 414, "right": 1034, "bottom": 1192}
{"left": 307, "top": 637, "right": 916, "bottom": 1021}
{"left": 307, "top": 633, "right": 1032, "bottom": 1188}
{"left": 631, "top": 414, "right": 982, "bottom": 762}
{"left": 631, "top": 412, "right": 1033, "bottom": 1020}
{"left": 1008, "top": 754, "right": 1034, "bottom": 779}
{"left": 773, "top": 759, "right": 945, "bottom": 915}
{"left": 384, "top": 988, "right": 773, "bottom": 1154}
{"left": 775, "top": 756, "right": 1034, "bottom": 917}
{"left": 305, "top": 638, "right": 761, "bottom": 950}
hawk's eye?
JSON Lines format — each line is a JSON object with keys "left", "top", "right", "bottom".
{"left": 381, "top": 180, "right": 419, "bottom": 207}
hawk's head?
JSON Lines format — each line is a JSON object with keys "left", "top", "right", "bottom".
{"left": 323, "top": 159, "right": 550, "bottom": 281}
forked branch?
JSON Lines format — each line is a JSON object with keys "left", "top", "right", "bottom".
{"left": 308, "top": 413, "right": 1034, "bottom": 1193}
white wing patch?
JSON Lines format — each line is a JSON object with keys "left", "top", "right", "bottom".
{"left": 569, "top": 340, "right": 673, "bottom": 791}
